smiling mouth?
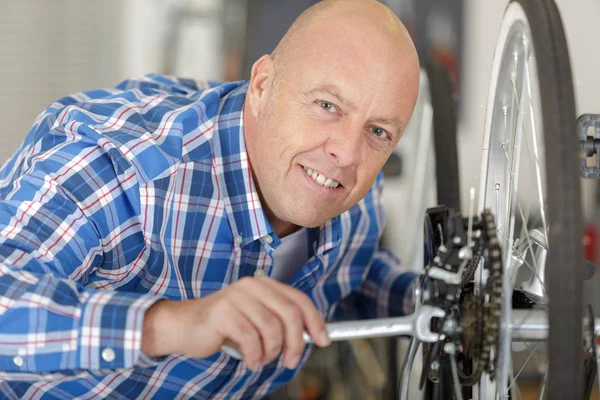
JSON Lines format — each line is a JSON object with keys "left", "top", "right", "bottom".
{"left": 302, "top": 166, "right": 341, "bottom": 188}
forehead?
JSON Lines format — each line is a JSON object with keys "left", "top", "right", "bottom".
{"left": 278, "top": 16, "right": 420, "bottom": 120}
{"left": 295, "top": 58, "right": 415, "bottom": 120}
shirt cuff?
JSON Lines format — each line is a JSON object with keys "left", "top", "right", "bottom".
{"left": 78, "top": 289, "right": 164, "bottom": 371}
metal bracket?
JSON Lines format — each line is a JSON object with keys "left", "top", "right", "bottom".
{"left": 579, "top": 114, "right": 600, "bottom": 178}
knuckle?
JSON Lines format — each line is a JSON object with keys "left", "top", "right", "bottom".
{"left": 241, "top": 332, "right": 261, "bottom": 356}
{"left": 264, "top": 340, "right": 283, "bottom": 360}
{"left": 212, "top": 299, "right": 232, "bottom": 317}
{"left": 263, "top": 322, "right": 283, "bottom": 344}
{"left": 261, "top": 312, "right": 280, "bottom": 330}
{"left": 283, "top": 304, "right": 302, "bottom": 321}
{"left": 234, "top": 320, "right": 253, "bottom": 339}
{"left": 291, "top": 293, "right": 316, "bottom": 313}
{"left": 260, "top": 319, "right": 283, "bottom": 342}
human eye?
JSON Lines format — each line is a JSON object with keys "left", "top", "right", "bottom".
{"left": 317, "top": 101, "right": 339, "bottom": 114}
{"left": 371, "top": 126, "right": 391, "bottom": 139}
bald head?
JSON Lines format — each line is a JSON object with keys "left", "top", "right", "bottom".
{"left": 272, "top": 0, "right": 418, "bottom": 78}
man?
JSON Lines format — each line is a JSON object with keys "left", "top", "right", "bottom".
{"left": 0, "top": 0, "right": 420, "bottom": 398}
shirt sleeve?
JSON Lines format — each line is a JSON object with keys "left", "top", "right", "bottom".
{"left": 0, "top": 124, "right": 163, "bottom": 380}
{"left": 330, "top": 171, "right": 430, "bottom": 320}
{"left": 332, "top": 248, "right": 418, "bottom": 320}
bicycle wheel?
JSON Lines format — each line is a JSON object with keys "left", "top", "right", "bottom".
{"left": 477, "top": 0, "right": 582, "bottom": 398}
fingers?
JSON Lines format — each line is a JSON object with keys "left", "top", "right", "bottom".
{"left": 214, "top": 277, "right": 330, "bottom": 371}
{"left": 260, "top": 290, "right": 306, "bottom": 369}
{"left": 238, "top": 277, "right": 330, "bottom": 369}
{"left": 174, "top": 276, "right": 329, "bottom": 371}
{"left": 221, "top": 307, "right": 264, "bottom": 371}
{"left": 273, "top": 280, "right": 330, "bottom": 348}
{"left": 231, "top": 292, "right": 285, "bottom": 366}
{"left": 256, "top": 277, "right": 330, "bottom": 347}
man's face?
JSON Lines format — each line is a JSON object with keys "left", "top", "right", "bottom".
{"left": 245, "top": 29, "right": 419, "bottom": 233}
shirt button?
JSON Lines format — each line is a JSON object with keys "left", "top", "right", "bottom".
{"left": 235, "top": 235, "right": 243, "bottom": 245}
{"left": 254, "top": 269, "right": 265, "bottom": 277}
{"left": 102, "top": 348, "right": 116, "bottom": 363}
{"left": 261, "top": 235, "right": 273, "bottom": 244}
{"left": 13, "top": 356, "right": 23, "bottom": 367}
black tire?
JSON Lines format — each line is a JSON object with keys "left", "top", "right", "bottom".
{"left": 425, "top": 58, "right": 461, "bottom": 211}
{"left": 510, "top": 0, "right": 582, "bottom": 398}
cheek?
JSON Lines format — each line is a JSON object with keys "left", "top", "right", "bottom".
{"left": 256, "top": 116, "right": 284, "bottom": 151}
{"left": 354, "top": 155, "right": 387, "bottom": 192}
{"left": 269, "top": 120, "right": 321, "bottom": 157}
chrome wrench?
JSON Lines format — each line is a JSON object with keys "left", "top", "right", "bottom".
{"left": 221, "top": 305, "right": 445, "bottom": 360}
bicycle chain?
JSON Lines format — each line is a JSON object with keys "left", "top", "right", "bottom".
{"left": 458, "top": 209, "right": 502, "bottom": 384}
{"left": 461, "top": 253, "right": 481, "bottom": 287}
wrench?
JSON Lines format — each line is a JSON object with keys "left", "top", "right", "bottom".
{"left": 221, "top": 305, "right": 445, "bottom": 361}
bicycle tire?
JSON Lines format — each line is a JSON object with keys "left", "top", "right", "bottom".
{"left": 523, "top": 0, "right": 583, "bottom": 396}
{"left": 478, "top": 0, "right": 583, "bottom": 397}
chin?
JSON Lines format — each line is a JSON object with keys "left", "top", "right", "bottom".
{"left": 287, "top": 209, "right": 336, "bottom": 229}
{"left": 276, "top": 195, "right": 344, "bottom": 228}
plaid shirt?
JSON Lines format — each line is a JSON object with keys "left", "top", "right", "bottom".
{"left": 0, "top": 75, "right": 417, "bottom": 399}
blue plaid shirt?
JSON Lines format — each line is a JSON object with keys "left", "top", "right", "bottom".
{"left": 0, "top": 75, "right": 417, "bottom": 399}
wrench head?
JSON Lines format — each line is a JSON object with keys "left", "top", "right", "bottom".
{"left": 221, "top": 344, "right": 244, "bottom": 360}
{"left": 413, "top": 305, "right": 446, "bottom": 342}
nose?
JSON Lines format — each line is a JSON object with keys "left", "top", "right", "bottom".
{"left": 324, "top": 125, "right": 362, "bottom": 167}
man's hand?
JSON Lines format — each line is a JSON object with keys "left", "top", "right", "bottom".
{"left": 142, "top": 276, "right": 330, "bottom": 370}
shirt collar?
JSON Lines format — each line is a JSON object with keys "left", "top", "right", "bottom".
{"left": 212, "top": 82, "right": 275, "bottom": 246}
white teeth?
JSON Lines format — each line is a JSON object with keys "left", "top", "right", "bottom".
{"left": 302, "top": 166, "right": 341, "bottom": 188}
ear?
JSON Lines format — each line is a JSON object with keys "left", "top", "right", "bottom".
{"left": 247, "top": 54, "right": 275, "bottom": 118}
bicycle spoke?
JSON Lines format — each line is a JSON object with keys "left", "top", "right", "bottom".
{"left": 501, "top": 137, "right": 539, "bottom": 263}
{"left": 523, "top": 56, "right": 549, "bottom": 238}
{"left": 537, "top": 368, "right": 548, "bottom": 400}
{"left": 508, "top": 343, "right": 539, "bottom": 392}
{"left": 499, "top": 129, "right": 550, "bottom": 301}
{"left": 502, "top": 48, "right": 548, "bottom": 398}
{"left": 449, "top": 353, "right": 464, "bottom": 400}
{"left": 508, "top": 366, "right": 524, "bottom": 400}
{"left": 497, "top": 227, "right": 548, "bottom": 298}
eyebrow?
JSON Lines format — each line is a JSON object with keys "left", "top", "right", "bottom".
{"left": 369, "top": 116, "right": 405, "bottom": 133}
{"left": 304, "top": 85, "right": 357, "bottom": 110}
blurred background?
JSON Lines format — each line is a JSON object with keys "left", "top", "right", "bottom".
{"left": 2, "top": 0, "right": 599, "bottom": 217}
{"left": 1, "top": 0, "right": 600, "bottom": 398}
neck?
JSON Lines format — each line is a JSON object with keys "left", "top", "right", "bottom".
{"left": 270, "top": 217, "right": 302, "bottom": 238}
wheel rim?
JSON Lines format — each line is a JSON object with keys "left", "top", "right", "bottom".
{"left": 478, "top": 2, "right": 548, "bottom": 397}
